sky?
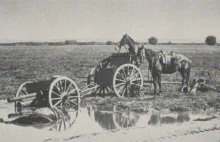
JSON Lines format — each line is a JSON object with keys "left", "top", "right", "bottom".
{"left": 0, "top": 0, "right": 219, "bottom": 43}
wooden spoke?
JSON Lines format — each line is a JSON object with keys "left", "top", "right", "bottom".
{"left": 59, "top": 120, "right": 63, "bottom": 131}
{"left": 115, "top": 82, "right": 126, "bottom": 88}
{"left": 129, "top": 71, "right": 139, "bottom": 80}
{"left": 115, "top": 78, "right": 125, "bottom": 82}
{"left": 65, "top": 83, "right": 72, "bottom": 94}
{"left": 63, "top": 119, "right": 66, "bottom": 130}
{"left": 60, "top": 101, "right": 63, "bottom": 108}
{"left": 129, "top": 67, "right": 135, "bottom": 76}
{"left": 55, "top": 84, "right": 62, "bottom": 94}
{"left": 117, "top": 85, "right": 125, "bottom": 95}
{"left": 130, "top": 77, "right": 142, "bottom": 81}
{"left": 117, "top": 72, "right": 125, "bottom": 80}
{"left": 67, "top": 100, "right": 78, "bottom": 106}
{"left": 51, "top": 98, "right": 61, "bottom": 101}
{"left": 63, "top": 80, "right": 66, "bottom": 92}
{"left": 54, "top": 100, "right": 62, "bottom": 107}
{"left": 52, "top": 91, "right": 61, "bottom": 97}
{"left": 105, "top": 87, "right": 110, "bottom": 94}
{"left": 122, "top": 68, "right": 127, "bottom": 78}
{"left": 59, "top": 80, "right": 64, "bottom": 93}
{"left": 101, "top": 87, "right": 105, "bottom": 95}
{"left": 67, "top": 88, "right": 77, "bottom": 95}
{"left": 121, "top": 86, "right": 127, "bottom": 97}
{"left": 130, "top": 78, "right": 142, "bottom": 83}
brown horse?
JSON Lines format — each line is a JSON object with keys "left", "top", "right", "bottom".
{"left": 118, "top": 34, "right": 142, "bottom": 67}
{"left": 136, "top": 45, "right": 192, "bottom": 95}
{"left": 118, "top": 34, "right": 136, "bottom": 55}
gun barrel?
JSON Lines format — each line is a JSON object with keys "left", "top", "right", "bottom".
{"left": 7, "top": 93, "right": 37, "bottom": 103}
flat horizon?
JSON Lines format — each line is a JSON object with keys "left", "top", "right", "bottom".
{"left": 0, "top": 37, "right": 208, "bottom": 43}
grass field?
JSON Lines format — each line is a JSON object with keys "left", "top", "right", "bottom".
{"left": 0, "top": 45, "right": 220, "bottom": 110}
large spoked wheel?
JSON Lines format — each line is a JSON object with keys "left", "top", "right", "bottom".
{"left": 14, "top": 81, "right": 35, "bottom": 113}
{"left": 113, "top": 64, "right": 143, "bottom": 98}
{"left": 49, "top": 76, "right": 80, "bottom": 110}
{"left": 87, "top": 74, "right": 113, "bottom": 96}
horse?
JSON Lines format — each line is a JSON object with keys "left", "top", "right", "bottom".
{"left": 118, "top": 34, "right": 142, "bottom": 66}
{"left": 136, "top": 45, "right": 192, "bottom": 95}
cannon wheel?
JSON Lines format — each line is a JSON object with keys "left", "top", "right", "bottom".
{"left": 48, "top": 76, "right": 80, "bottom": 110}
{"left": 87, "top": 74, "right": 113, "bottom": 96}
{"left": 15, "top": 81, "right": 35, "bottom": 113}
{"left": 113, "top": 64, "right": 143, "bottom": 98}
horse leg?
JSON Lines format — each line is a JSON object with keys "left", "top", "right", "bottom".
{"left": 185, "top": 68, "right": 191, "bottom": 93}
{"left": 157, "top": 72, "right": 162, "bottom": 94}
{"left": 186, "top": 65, "right": 191, "bottom": 93}
{"left": 152, "top": 71, "right": 157, "bottom": 94}
{"left": 179, "top": 70, "right": 186, "bottom": 94}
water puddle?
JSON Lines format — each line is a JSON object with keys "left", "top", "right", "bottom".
{"left": 0, "top": 103, "right": 219, "bottom": 134}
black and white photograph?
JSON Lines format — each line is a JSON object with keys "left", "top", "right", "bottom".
{"left": 0, "top": 0, "right": 219, "bottom": 141}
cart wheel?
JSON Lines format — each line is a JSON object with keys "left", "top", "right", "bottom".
{"left": 113, "top": 64, "right": 143, "bottom": 98}
{"left": 87, "top": 74, "right": 113, "bottom": 96}
{"left": 15, "top": 81, "right": 34, "bottom": 113}
{"left": 49, "top": 76, "right": 80, "bottom": 110}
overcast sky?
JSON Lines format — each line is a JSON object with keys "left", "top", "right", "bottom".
{"left": 0, "top": 0, "right": 219, "bottom": 42}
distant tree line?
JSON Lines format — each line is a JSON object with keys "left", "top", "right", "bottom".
{"left": 0, "top": 35, "right": 218, "bottom": 46}
{"left": 148, "top": 37, "right": 158, "bottom": 45}
{"left": 0, "top": 40, "right": 118, "bottom": 46}
{"left": 205, "top": 35, "right": 216, "bottom": 46}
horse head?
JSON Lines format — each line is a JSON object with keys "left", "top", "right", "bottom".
{"left": 137, "top": 47, "right": 156, "bottom": 64}
{"left": 118, "top": 34, "right": 136, "bottom": 55}
{"left": 136, "top": 45, "right": 145, "bottom": 65}
{"left": 118, "top": 34, "right": 127, "bottom": 50}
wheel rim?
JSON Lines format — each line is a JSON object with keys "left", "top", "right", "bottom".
{"left": 49, "top": 76, "right": 80, "bottom": 110}
{"left": 87, "top": 74, "right": 95, "bottom": 85}
{"left": 15, "top": 81, "right": 34, "bottom": 113}
{"left": 113, "top": 64, "right": 143, "bottom": 98}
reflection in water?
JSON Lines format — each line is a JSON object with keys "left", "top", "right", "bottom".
{"left": 148, "top": 110, "right": 190, "bottom": 125}
{"left": 1, "top": 107, "right": 79, "bottom": 131}
{"left": 1, "top": 105, "right": 218, "bottom": 133}
{"left": 87, "top": 105, "right": 140, "bottom": 130}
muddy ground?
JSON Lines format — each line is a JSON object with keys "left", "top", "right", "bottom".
{"left": 0, "top": 45, "right": 220, "bottom": 141}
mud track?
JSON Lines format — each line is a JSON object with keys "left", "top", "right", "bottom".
{"left": 46, "top": 119, "right": 220, "bottom": 142}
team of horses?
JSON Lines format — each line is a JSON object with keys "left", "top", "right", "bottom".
{"left": 118, "top": 34, "right": 192, "bottom": 95}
